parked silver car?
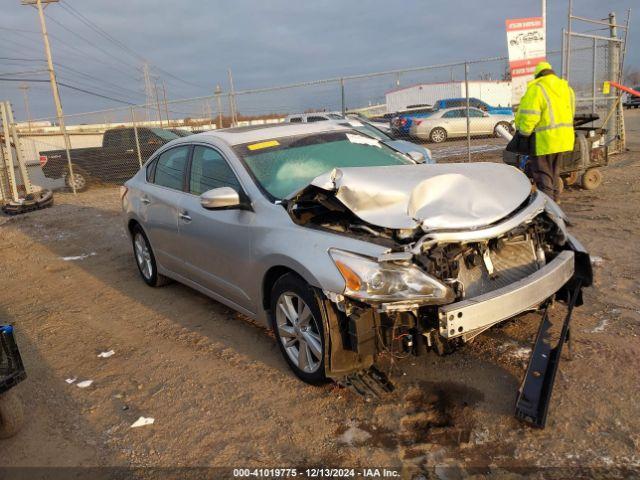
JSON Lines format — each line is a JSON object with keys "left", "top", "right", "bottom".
{"left": 409, "top": 107, "right": 514, "bottom": 143}
{"left": 122, "top": 122, "right": 590, "bottom": 389}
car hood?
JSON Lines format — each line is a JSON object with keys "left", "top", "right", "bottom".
{"left": 295, "top": 163, "right": 532, "bottom": 231}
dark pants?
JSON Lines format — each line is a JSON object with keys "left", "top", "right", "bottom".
{"left": 529, "top": 153, "right": 564, "bottom": 201}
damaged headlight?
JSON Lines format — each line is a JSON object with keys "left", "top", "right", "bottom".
{"left": 329, "top": 249, "right": 453, "bottom": 304}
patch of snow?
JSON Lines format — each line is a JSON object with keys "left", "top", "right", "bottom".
{"left": 510, "top": 347, "right": 532, "bottom": 360}
{"left": 61, "top": 252, "right": 96, "bottom": 261}
{"left": 337, "top": 425, "right": 371, "bottom": 445}
{"left": 97, "top": 350, "right": 115, "bottom": 358}
{"left": 130, "top": 416, "right": 155, "bottom": 428}
{"left": 590, "top": 256, "right": 604, "bottom": 267}
{"left": 592, "top": 318, "right": 609, "bottom": 333}
{"left": 76, "top": 380, "right": 93, "bottom": 388}
{"left": 65, "top": 377, "right": 77, "bottom": 384}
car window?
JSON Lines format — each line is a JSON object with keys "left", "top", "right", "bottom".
{"left": 146, "top": 158, "right": 157, "bottom": 182}
{"left": 468, "top": 109, "right": 485, "bottom": 117}
{"left": 235, "top": 131, "right": 412, "bottom": 200}
{"left": 149, "top": 128, "right": 180, "bottom": 141}
{"left": 307, "top": 116, "right": 328, "bottom": 122}
{"left": 327, "top": 113, "right": 344, "bottom": 120}
{"left": 153, "top": 146, "right": 189, "bottom": 190}
{"left": 103, "top": 129, "right": 131, "bottom": 148}
{"left": 189, "top": 146, "right": 241, "bottom": 195}
{"left": 288, "top": 117, "right": 302, "bottom": 123}
{"left": 442, "top": 110, "right": 463, "bottom": 118}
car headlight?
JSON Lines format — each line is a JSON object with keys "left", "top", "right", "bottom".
{"left": 329, "top": 249, "right": 453, "bottom": 303}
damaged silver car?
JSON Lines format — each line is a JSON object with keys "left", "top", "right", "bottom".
{"left": 122, "top": 122, "right": 591, "bottom": 425}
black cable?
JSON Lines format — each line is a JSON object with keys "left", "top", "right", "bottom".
{"left": 0, "top": 77, "right": 136, "bottom": 105}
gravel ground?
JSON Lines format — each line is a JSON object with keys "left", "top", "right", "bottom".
{"left": 1, "top": 110, "right": 639, "bottom": 478}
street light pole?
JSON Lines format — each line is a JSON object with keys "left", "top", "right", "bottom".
{"left": 21, "top": 0, "right": 76, "bottom": 194}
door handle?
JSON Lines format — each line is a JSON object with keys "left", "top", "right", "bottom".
{"left": 179, "top": 211, "right": 192, "bottom": 222}
{"left": 140, "top": 197, "right": 151, "bottom": 205}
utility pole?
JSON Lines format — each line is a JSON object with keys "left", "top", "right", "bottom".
{"left": 161, "top": 81, "right": 170, "bottom": 126}
{"left": 154, "top": 80, "right": 163, "bottom": 127}
{"left": 18, "top": 83, "right": 32, "bottom": 132}
{"left": 142, "top": 62, "right": 155, "bottom": 123}
{"left": 214, "top": 84, "right": 224, "bottom": 128}
{"left": 227, "top": 68, "right": 237, "bottom": 126}
{"left": 21, "top": 0, "right": 76, "bottom": 194}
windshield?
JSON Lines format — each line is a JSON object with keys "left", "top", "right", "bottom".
{"left": 235, "top": 131, "right": 413, "bottom": 199}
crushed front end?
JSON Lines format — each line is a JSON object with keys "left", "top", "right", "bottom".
{"left": 288, "top": 170, "right": 591, "bottom": 421}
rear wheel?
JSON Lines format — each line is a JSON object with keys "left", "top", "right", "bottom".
{"left": 581, "top": 168, "right": 603, "bottom": 190}
{"left": 429, "top": 127, "right": 447, "bottom": 143}
{"left": 131, "top": 224, "right": 170, "bottom": 287}
{"left": 271, "top": 273, "right": 326, "bottom": 384}
{"left": 63, "top": 166, "right": 90, "bottom": 192}
{"left": 564, "top": 171, "right": 579, "bottom": 186}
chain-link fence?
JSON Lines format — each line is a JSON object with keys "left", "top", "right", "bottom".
{"left": 4, "top": 42, "right": 627, "bottom": 196}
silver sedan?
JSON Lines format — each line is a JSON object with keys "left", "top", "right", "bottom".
{"left": 122, "top": 122, "right": 589, "bottom": 388}
{"left": 409, "top": 107, "right": 514, "bottom": 143}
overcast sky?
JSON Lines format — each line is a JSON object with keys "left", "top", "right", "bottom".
{"left": 1, "top": 0, "right": 637, "bottom": 121}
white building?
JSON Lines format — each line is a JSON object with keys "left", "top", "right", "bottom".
{"left": 385, "top": 81, "right": 512, "bottom": 113}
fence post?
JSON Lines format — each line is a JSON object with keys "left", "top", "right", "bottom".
{"left": 592, "top": 37, "right": 597, "bottom": 116}
{"left": 0, "top": 102, "right": 19, "bottom": 201}
{"left": 131, "top": 107, "right": 143, "bottom": 168}
{"left": 464, "top": 62, "right": 471, "bottom": 163}
{"left": 607, "top": 12, "right": 619, "bottom": 149}
{"left": 340, "top": 78, "right": 345, "bottom": 115}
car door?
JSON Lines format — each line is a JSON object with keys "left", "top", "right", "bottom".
{"left": 468, "top": 108, "right": 491, "bottom": 135}
{"left": 177, "top": 145, "right": 255, "bottom": 312}
{"left": 441, "top": 109, "right": 466, "bottom": 135}
{"left": 139, "top": 145, "right": 190, "bottom": 275}
{"left": 102, "top": 129, "right": 139, "bottom": 181}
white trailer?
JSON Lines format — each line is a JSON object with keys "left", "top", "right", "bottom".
{"left": 385, "top": 81, "right": 512, "bottom": 113}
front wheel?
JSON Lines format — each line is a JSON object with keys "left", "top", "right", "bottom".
{"left": 581, "top": 168, "right": 603, "bottom": 190}
{"left": 429, "top": 127, "right": 447, "bottom": 143}
{"left": 494, "top": 121, "right": 514, "bottom": 137}
{"left": 271, "top": 273, "right": 326, "bottom": 384}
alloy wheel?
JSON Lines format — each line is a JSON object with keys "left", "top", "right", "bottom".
{"left": 134, "top": 233, "right": 153, "bottom": 280}
{"left": 275, "top": 292, "right": 322, "bottom": 373}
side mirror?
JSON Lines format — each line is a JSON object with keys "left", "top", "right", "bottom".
{"left": 200, "top": 187, "right": 242, "bottom": 210}
{"left": 407, "top": 151, "right": 425, "bottom": 163}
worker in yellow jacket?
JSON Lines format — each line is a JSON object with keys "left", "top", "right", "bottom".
{"left": 515, "top": 61, "right": 575, "bottom": 200}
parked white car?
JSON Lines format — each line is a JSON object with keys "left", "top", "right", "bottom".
{"left": 409, "top": 107, "right": 514, "bottom": 143}
{"left": 285, "top": 112, "right": 345, "bottom": 123}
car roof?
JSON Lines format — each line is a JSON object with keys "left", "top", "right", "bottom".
{"left": 188, "top": 122, "right": 351, "bottom": 146}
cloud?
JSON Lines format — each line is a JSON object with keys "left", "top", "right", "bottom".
{"left": 0, "top": 0, "right": 636, "bottom": 119}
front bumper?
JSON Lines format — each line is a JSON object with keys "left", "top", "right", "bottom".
{"left": 438, "top": 250, "right": 575, "bottom": 340}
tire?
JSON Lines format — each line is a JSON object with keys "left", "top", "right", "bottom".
{"left": 0, "top": 390, "right": 24, "bottom": 439}
{"left": 564, "top": 171, "right": 579, "bottom": 186}
{"left": 131, "top": 224, "right": 170, "bottom": 287}
{"left": 270, "top": 273, "right": 326, "bottom": 384}
{"left": 494, "top": 121, "right": 514, "bottom": 137}
{"left": 429, "top": 127, "right": 447, "bottom": 143}
{"left": 63, "top": 166, "right": 90, "bottom": 192}
{"left": 581, "top": 168, "right": 603, "bottom": 190}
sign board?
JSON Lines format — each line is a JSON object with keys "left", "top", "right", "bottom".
{"left": 506, "top": 17, "right": 546, "bottom": 105}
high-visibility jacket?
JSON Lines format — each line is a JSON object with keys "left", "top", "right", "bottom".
{"left": 515, "top": 74, "right": 575, "bottom": 156}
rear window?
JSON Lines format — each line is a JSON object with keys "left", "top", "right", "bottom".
{"left": 149, "top": 128, "right": 180, "bottom": 142}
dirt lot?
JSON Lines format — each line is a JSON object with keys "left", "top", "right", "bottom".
{"left": 1, "top": 111, "right": 639, "bottom": 478}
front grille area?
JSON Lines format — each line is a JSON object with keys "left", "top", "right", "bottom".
{"left": 457, "top": 237, "right": 539, "bottom": 299}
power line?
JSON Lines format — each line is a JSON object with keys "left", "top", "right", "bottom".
{"left": 55, "top": 63, "right": 145, "bottom": 100}
{"left": 60, "top": 0, "right": 212, "bottom": 93}
{"left": 0, "top": 77, "right": 136, "bottom": 105}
